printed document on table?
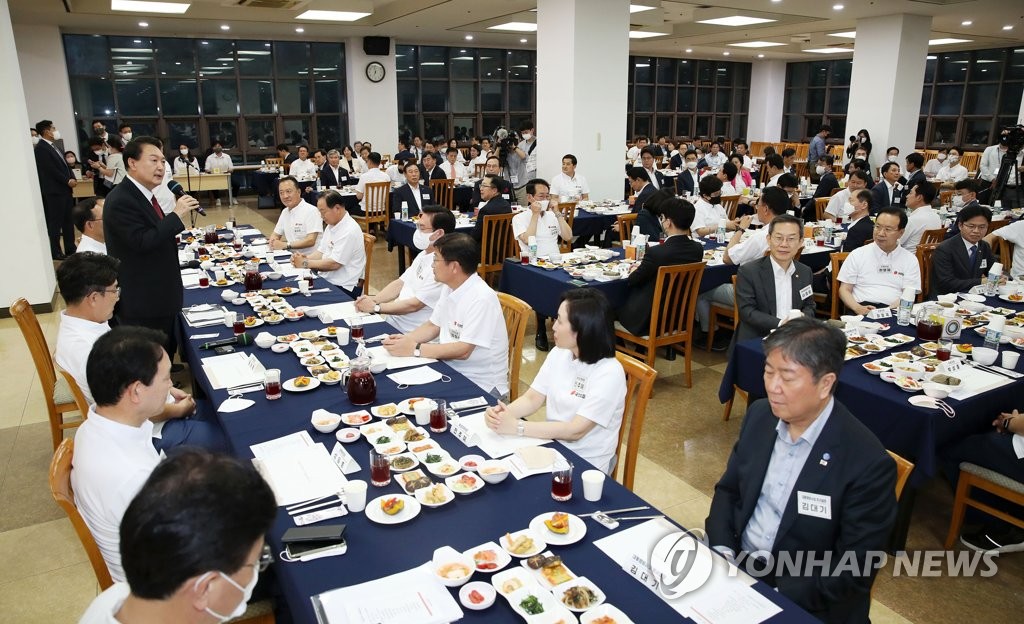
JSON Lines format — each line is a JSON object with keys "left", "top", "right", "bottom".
{"left": 251, "top": 441, "right": 347, "bottom": 506}
{"left": 201, "top": 353, "right": 266, "bottom": 389}
{"left": 311, "top": 564, "right": 463, "bottom": 624}
{"left": 456, "top": 412, "right": 551, "bottom": 459}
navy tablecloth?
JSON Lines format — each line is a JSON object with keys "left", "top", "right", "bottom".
{"left": 718, "top": 308, "right": 1022, "bottom": 483}
{"left": 177, "top": 269, "right": 814, "bottom": 623}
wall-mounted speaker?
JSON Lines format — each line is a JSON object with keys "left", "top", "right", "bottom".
{"left": 363, "top": 36, "right": 390, "bottom": 56}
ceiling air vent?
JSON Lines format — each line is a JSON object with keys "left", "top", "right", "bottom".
{"left": 234, "top": 0, "right": 306, "bottom": 10}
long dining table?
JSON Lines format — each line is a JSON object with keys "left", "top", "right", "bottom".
{"left": 175, "top": 230, "right": 816, "bottom": 623}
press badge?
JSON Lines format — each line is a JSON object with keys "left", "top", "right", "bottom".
{"left": 980, "top": 259, "right": 988, "bottom": 269}
{"left": 797, "top": 491, "right": 832, "bottom": 520}
{"left": 799, "top": 285, "right": 813, "bottom": 300}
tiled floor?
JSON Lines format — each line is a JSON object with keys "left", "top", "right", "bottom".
{"left": 2, "top": 199, "right": 1020, "bottom": 622}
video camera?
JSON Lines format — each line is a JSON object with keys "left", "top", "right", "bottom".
{"left": 999, "top": 124, "right": 1024, "bottom": 154}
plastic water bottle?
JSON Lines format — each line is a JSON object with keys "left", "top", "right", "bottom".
{"left": 260, "top": 159, "right": 266, "bottom": 171}
{"left": 528, "top": 235, "right": 538, "bottom": 264}
{"left": 716, "top": 219, "right": 727, "bottom": 244}
{"left": 824, "top": 219, "right": 834, "bottom": 241}
{"left": 984, "top": 262, "right": 1003, "bottom": 297}
{"left": 315, "top": 177, "right": 322, "bottom": 193}
{"left": 636, "top": 235, "right": 647, "bottom": 262}
{"left": 401, "top": 201, "right": 409, "bottom": 221}
{"left": 896, "top": 286, "right": 915, "bottom": 326}
{"left": 278, "top": 166, "right": 284, "bottom": 178}
{"left": 984, "top": 315, "right": 1004, "bottom": 350}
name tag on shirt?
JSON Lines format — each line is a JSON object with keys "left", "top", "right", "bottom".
{"left": 799, "top": 285, "right": 813, "bottom": 300}
{"left": 980, "top": 259, "right": 987, "bottom": 269}
{"left": 510, "top": 174, "right": 519, "bottom": 185}
{"left": 797, "top": 491, "right": 832, "bottom": 520}
{"left": 449, "top": 320, "right": 463, "bottom": 340}
{"left": 422, "top": 193, "right": 430, "bottom": 199}
{"left": 570, "top": 376, "right": 587, "bottom": 399}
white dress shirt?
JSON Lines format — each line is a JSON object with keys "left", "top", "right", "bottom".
{"left": 443, "top": 161, "right": 467, "bottom": 180}
{"left": 356, "top": 168, "right": 392, "bottom": 213}
{"left": 389, "top": 250, "right": 444, "bottom": 334}
{"left": 512, "top": 209, "right": 563, "bottom": 257}
{"left": 550, "top": 172, "right": 590, "bottom": 200}
{"left": 54, "top": 311, "right": 110, "bottom": 406}
{"left": 78, "top": 582, "right": 131, "bottom": 624}
{"left": 935, "top": 163, "right": 968, "bottom": 183}
{"left": 289, "top": 158, "right": 319, "bottom": 180}
{"left": 172, "top": 156, "right": 199, "bottom": 175}
{"left": 204, "top": 152, "right": 233, "bottom": 173}
{"left": 771, "top": 257, "right": 796, "bottom": 320}
{"left": 76, "top": 235, "right": 106, "bottom": 255}
{"left": 316, "top": 213, "right": 366, "bottom": 291}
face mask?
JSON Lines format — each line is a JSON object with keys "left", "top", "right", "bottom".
{"left": 180, "top": 148, "right": 189, "bottom": 156}
{"left": 948, "top": 156, "right": 959, "bottom": 164}
{"left": 215, "top": 148, "right": 222, "bottom": 154}
{"left": 686, "top": 161, "right": 697, "bottom": 170}
{"left": 218, "top": 396, "right": 254, "bottom": 413}
{"left": 52, "top": 130, "right": 62, "bottom": 141}
{"left": 66, "top": 158, "right": 75, "bottom": 165}
{"left": 855, "top": 154, "right": 867, "bottom": 160}
{"left": 199, "top": 567, "right": 259, "bottom": 623}
{"left": 122, "top": 133, "right": 132, "bottom": 142}
{"left": 936, "top": 153, "right": 946, "bottom": 162}
{"left": 94, "top": 150, "right": 104, "bottom": 157}
{"left": 707, "top": 196, "right": 722, "bottom": 205}
{"left": 815, "top": 165, "right": 827, "bottom": 176}
{"left": 413, "top": 229, "right": 434, "bottom": 251}
{"left": 887, "top": 155, "right": 897, "bottom": 163}
{"left": 952, "top": 196, "right": 964, "bottom": 208}
{"left": 32, "top": 136, "right": 40, "bottom": 145}
{"left": 521, "top": 133, "right": 533, "bottom": 141}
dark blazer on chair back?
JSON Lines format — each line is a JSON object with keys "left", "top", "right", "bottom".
{"left": 735, "top": 256, "right": 816, "bottom": 343}
{"left": 616, "top": 235, "right": 703, "bottom": 336}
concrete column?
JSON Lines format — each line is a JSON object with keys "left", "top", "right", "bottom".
{"left": 536, "top": 0, "right": 630, "bottom": 201}
{"left": 845, "top": 14, "right": 932, "bottom": 173}
{"left": 747, "top": 60, "right": 786, "bottom": 143}
{"left": 344, "top": 37, "right": 398, "bottom": 152}
{"left": 2, "top": 0, "right": 56, "bottom": 308}
{"left": 14, "top": 23, "right": 78, "bottom": 159}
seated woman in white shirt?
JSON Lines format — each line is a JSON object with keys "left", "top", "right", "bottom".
{"left": 468, "top": 144, "right": 487, "bottom": 171}
{"left": 339, "top": 145, "right": 360, "bottom": 177}
{"left": 935, "top": 146, "right": 969, "bottom": 184}
{"left": 172, "top": 144, "right": 199, "bottom": 176}
{"left": 485, "top": 288, "right": 626, "bottom": 474}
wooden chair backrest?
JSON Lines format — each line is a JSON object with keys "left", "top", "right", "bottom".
{"left": 999, "top": 237, "right": 1015, "bottom": 274}
{"left": 361, "top": 233, "right": 375, "bottom": 294}
{"left": 646, "top": 262, "right": 706, "bottom": 339}
{"left": 613, "top": 353, "right": 658, "bottom": 491}
{"left": 363, "top": 181, "right": 391, "bottom": 219}
{"left": 888, "top": 450, "right": 914, "bottom": 501}
{"left": 478, "top": 212, "right": 517, "bottom": 282}
{"left": 989, "top": 219, "right": 1011, "bottom": 234}
{"left": 429, "top": 178, "right": 455, "bottom": 210}
{"left": 11, "top": 298, "right": 57, "bottom": 403}
{"left": 557, "top": 202, "right": 577, "bottom": 253}
{"left": 49, "top": 439, "right": 114, "bottom": 591}
{"left": 265, "top": 157, "right": 283, "bottom": 167}
{"left": 721, "top": 195, "right": 741, "bottom": 220}
{"left": 474, "top": 163, "right": 486, "bottom": 178}
{"left": 829, "top": 252, "right": 850, "bottom": 319}
{"left": 496, "top": 292, "right": 530, "bottom": 401}
{"left": 917, "top": 243, "right": 939, "bottom": 301}
{"left": 815, "top": 197, "right": 830, "bottom": 221}
{"left": 920, "top": 228, "right": 947, "bottom": 247}
{"left": 959, "top": 151, "right": 981, "bottom": 173}
{"left": 939, "top": 190, "right": 954, "bottom": 207}
{"left": 617, "top": 213, "right": 638, "bottom": 246}
{"left": 59, "top": 370, "right": 90, "bottom": 417}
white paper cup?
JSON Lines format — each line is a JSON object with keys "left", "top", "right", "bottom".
{"left": 299, "top": 280, "right": 310, "bottom": 294}
{"left": 335, "top": 327, "right": 350, "bottom": 346}
{"left": 414, "top": 400, "right": 435, "bottom": 426}
{"left": 344, "top": 480, "right": 367, "bottom": 512}
{"left": 582, "top": 469, "right": 606, "bottom": 502}
{"left": 393, "top": 212, "right": 401, "bottom": 220}
{"left": 1002, "top": 351, "right": 1020, "bottom": 369}
{"left": 224, "top": 311, "right": 237, "bottom": 328}
{"left": 213, "top": 268, "right": 225, "bottom": 281}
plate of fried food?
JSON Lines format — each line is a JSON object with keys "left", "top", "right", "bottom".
{"left": 283, "top": 376, "right": 320, "bottom": 392}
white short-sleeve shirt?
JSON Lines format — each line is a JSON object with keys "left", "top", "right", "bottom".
{"left": 899, "top": 205, "right": 942, "bottom": 252}
{"left": 76, "top": 235, "right": 107, "bottom": 255}
{"left": 512, "top": 209, "right": 562, "bottom": 257}
{"left": 316, "top": 213, "right": 365, "bottom": 291}
{"left": 289, "top": 158, "right": 318, "bottom": 180}
{"left": 204, "top": 152, "right": 233, "bottom": 173}
{"left": 825, "top": 188, "right": 854, "bottom": 219}
{"left": 389, "top": 250, "right": 444, "bottom": 333}
{"left": 550, "top": 172, "right": 590, "bottom": 200}
{"left": 54, "top": 311, "right": 111, "bottom": 406}
{"left": 996, "top": 220, "right": 1024, "bottom": 279}
{"left": 530, "top": 348, "right": 626, "bottom": 474}
{"left": 692, "top": 197, "right": 728, "bottom": 232}
{"left": 727, "top": 227, "right": 770, "bottom": 266}
{"left": 837, "top": 242, "right": 921, "bottom": 304}
{"left": 78, "top": 582, "right": 130, "bottom": 624}
{"left": 936, "top": 163, "right": 968, "bottom": 183}
{"left": 71, "top": 408, "right": 161, "bottom": 583}
{"left": 273, "top": 200, "right": 323, "bottom": 253}
{"left": 356, "top": 168, "right": 392, "bottom": 212}
{"left": 429, "top": 273, "right": 509, "bottom": 396}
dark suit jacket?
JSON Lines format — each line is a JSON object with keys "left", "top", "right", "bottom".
{"left": 735, "top": 257, "right": 816, "bottom": 342}
{"left": 632, "top": 183, "right": 656, "bottom": 214}
{"left": 870, "top": 180, "right": 904, "bottom": 212}
{"left": 900, "top": 169, "right": 925, "bottom": 203}
{"left": 393, "top": 149, "right": 413, "bottom": 162}
{"left": 470, "top": 198, "right": 512, "bottom": 242}
{"left": 642, "top": 168, "right": 666, "bottom": 192}
{"left": 841, "top": 217, "right": 874, "bottom": 252}
{"left": 103, "top": 178, "right": 186, "bottom": 321}
{"left": 617, "top": 235, "right": 703, "bottom": 336}
{"left": 669, "top": 153, "right": 683, "bottom": 170}
{"left": 706, "top": 399, "right": 897, "bottom": 624}
{"left": 319, "top": 164, "right": 351, "bottom": 188}
{"left": 813, "top": 172, "right": 839, "bottom": 201}
{"left": 34, "top": 140, "right": 74, "bottom": 199}
{"left": 930, "top": 234, "right": 996, "bottom": 297}
{"left": 470, "top": 178, "right": 512, "bottom": 208}
{"left": 419, "top": 166, "right": 446, "bottom": 183}
{"left": 393, "top": 183, "right": 433, "bottom": 217}
{"left": 676, "top": 169, "right": 700, "bottom": 196}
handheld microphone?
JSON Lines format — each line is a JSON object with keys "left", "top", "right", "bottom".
{"left": 200, "top": 333, "right": 253, "bottom": 350}
{"left": 167, "top": 179, "right": 206, "bottom": 216}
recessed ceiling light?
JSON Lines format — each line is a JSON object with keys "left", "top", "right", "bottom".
{"left": 629, "top": 31, "right": 665, "bottom": 39}
{"left": 833, "top": 4, "right": 844, "bottom": 10}
{"left": 295, "top": 27, "right": 304, "bottom": 33}
{"left": 296, "top": 10, "right": 371, "bottom": 22}
{"left": 697, "top": 16, "right": 776, "bottom": 27}
{"left": 685, "top": 48, "right": 693, "bottom": 53}
{"left": 771, "top": 0, "right": 782, "bottom": 3}
{"left": 465, "top": 35, "right": 473, "bottom": 40}
{"left": 828, "top": 31, "right": 857, "bottom": 38}
{"left": 929, "top": 38, "right": 972, "bottom": 45}
{"left": 758, "top": 53, "right": 765, "bottom": 58}
{"left": 487, "top": 22, "right": 537, "bottom": 32}
{"left": 112, "top": 0, "right": 189, "bottom": 13}
{"left": 961, "top": 20, "right": 972, "bottom": 26}
{"left": 803, "top": 47, "right": 851, "bottom": 54}
{"left": 138, "top": 21, "right": 148, "bottom": 27}
{"left": 520, "top": 38, "right": 528, "bottom": 43}
{"left": 728, "top": 41, "right": 785, "bottom": 48}
{"left": 1004, "top": 25, "right": 1014, "bottom": 31}
{"left": 629, "top": 4, "right": 655, "bottom": 12}
{"left": 220, "top": 24, "right": 229, "bottom": 31}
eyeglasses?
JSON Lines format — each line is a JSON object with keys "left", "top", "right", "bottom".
{"left": 479, "top": 184, "right": 494, "bottom": 189}
{"left": 961, "top": 223, "right": 988, "bottom": 232}
{"left": 873, "top": 225, "right": 900, "bottom": 234}
{"left": 101, "top": 286, "right": 121, "bottom": 296}
{"left": 770, "top": 235, "right": 800, "bottom": 244}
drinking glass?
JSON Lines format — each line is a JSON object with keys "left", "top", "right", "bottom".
{"left": 430, "top": 399, "right": 448, "bottom": 433}
{"left": 264, "top": 369, "right": 281, "bottom": 400}
{"left": 551, "top": 457, "right": 574, "bottom": 502}
{"left": 369, "top": 449, "right": 391, "bottom": 487}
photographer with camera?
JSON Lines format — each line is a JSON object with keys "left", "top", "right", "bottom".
{"left": 499, "top": 121, "right": 537, "bottom": 206}
{"left": 980, "top": 126, "right": 1024, "bottom": 208}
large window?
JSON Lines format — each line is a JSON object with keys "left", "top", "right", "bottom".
{"left": 396, "top": 45, "right": 536, "bottom": 143}
{"left": 64, "top": 35, "right": 348, "bottom": 163}
{"left": 784, "top": 47, "right": 1024, "bottom": 148}
{"left": 627, "top": 56, "right": 750, "bottom": 141}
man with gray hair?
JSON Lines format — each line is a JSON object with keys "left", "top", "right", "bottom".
{"left": 707, "top": 317, "right": 896, "bottom": 623}
{"left": 320, "top": 148, "right": 350, "bottom": 188}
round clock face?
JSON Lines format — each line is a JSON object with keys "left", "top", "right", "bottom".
{"left": 366, "top": 61, "right": 386, "bottom": 83}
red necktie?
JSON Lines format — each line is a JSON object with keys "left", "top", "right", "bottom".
{"left": 151, "top": 195, "right": 163, "bottom": 220}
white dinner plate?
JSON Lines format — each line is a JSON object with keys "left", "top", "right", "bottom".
{"left": 529, "top": 512, "right": 587, "bottom": 546}
{"left": 464, "top": 541, "right": 512, "bottom": 574}
{"left": 365, "top": 494, "right": 421, "bottom": 525}
{"left": 414, "top": 483, "right": 455, "bottom": 508}
{"left": 282, "top": 377, "right": 320, "bottom": 392}
{"left": 371, "top": 403, "right": 401, "bottom": 418}
{"left": 553, "top": 577, "right": 606, "bottom": 612}
{"left": 241, "top": 317, "right": 264, "bottom": 329}
{"left": 499, "top": 529, "right": 546, "bottom": 559}
{"left": 397, "top": 397, "right": 430, "bottom": 415}
{"left": 581, "top": 603, "right": 634, "bottom": 624}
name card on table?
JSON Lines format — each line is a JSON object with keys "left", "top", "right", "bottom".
{"left": 941, "top": 360, "right": 963, "bottom": 375}
{"left": 867, "top": 307, "right": 893, "bottom": 320}
{"left": 449, "top": 419, "right": 479, "bottom": 447}
{"left": 331, "top": 442, "right": 360, "bottom": 475}
{"left": 624, "top": 553, "right": 660, "bottom": 592}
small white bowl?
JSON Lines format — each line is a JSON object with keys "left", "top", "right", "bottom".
{"left": 858, "top": 321, "right": 883, "bottom": 336}
{"left": 432, "top": 548, "right": 475, "bottom": 588}
{"left": 231, "top": 297, "right": 246, "bottom": 305}
{"left": 266, "top": 271, "right": 283, "bottom": 280}
{"left": 922, "top": 382, "right": 951, "bottom": 399}
{"left": 972, "top": 346, "right": 999, "bottom": 366}
{"left": 311, "top": 412, "right": 341, "bottom": 434}
{"left": 960, "top": 301, "right": 987, "bottom": 314}
{"left": 582, "top": 270, "right": 600, "bottom": 282}
{"left": 937, "top": 293, "right": 957, "bottom": 304}
{"left": 840, "top": 314, "right": 864, "bottom": 325}
{"left": 335, "top": 428, "right": 360, "bottom": 444}
{"left": 893, "top": 363, "right": 926, "bottom": 380}
{"left": 254, "top": 332, "right": 276, "bottom": 349}
{"left": 270, "top": 343, "right": 290, "bottom": 354}
{"left": 368, "top": 359, "right": 388, "bottom": 374}
{"left": 221, "top": 289, "right": 239, "bottom": 302}
{"left": 476, "top": 459, "right": 510, "bottom": 484}
{"left": 459, "top": 454, "right": 485, "bottom": 472}
{"left": 459, "top": 581, "right": 496, "bottom": 610}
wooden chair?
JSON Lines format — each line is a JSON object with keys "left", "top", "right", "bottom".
{"left": 815, "top": 197, "right": 830, "bottom": 221}
{"left": 989, "top": 219, "right": 1011, "bottom": 234}
{"left": 830, "top": 187, "right": 841, "bottom": 197}
{"left": 920, "top": 227, "right": 947, "bottom": 247}
{"left": 478, "top": 212, "right": 517, "bottom": 287}
{"left": 944, "top": 462, "right": 1024, "bottom": 549}
{"left": 359, "top": 233, "right": 375, "bottom": 296}
{"left": 612, "top": 353, "right": 658, "bottom": 491}
{"left": 720, "top": 274, "right": 748, "bottom": 421}
{"left": 615, "top": 262, "right": 706, "bottom": 387}
{"left": 829, "top": 252, "right": 850, "bottom": 319}
{"left": 12, "top": 298, "right": 84, "bottom": 450}
{"left": 355, "top": 181, "right": 390, "bottom": 235}
{"left": 707, "top": 274, "right": 738, "bottom": 352}
{"left": 496, "top": 292, "right": 530, "bottom": 401}
{"left": 50, "top": 439, "right": 113, "bottom": 591}
{"left": 265, "top": 157, "right": 283, "bottom": 167}
{"left": 474, "top": 163, "right": 486, "bottom": 178}
{"left": 959, "top": 151, "right": 981, "bottom": 174}
{"left": 916, "top": 243, "right": 939, "bottom": 302}
{"left": 998, "top": 237, "right": 1015, "bottom": 274}
{"left": 556, "top": 201, "right": 577, "bottom": 253}
{"left": 429, "top": 178, "right": 455, "bottom": 210}
{"left": 59, "top": 369, "right": 90, "bottom": 417}
{"left": 720, "top": 195, "right": 741, "bottom": 220}
{"left": 888, "top": 450, "right": 914, "bottom": 502}
{"left": 939, "top": 190, "right": 954, "bottom": 207}
{"left": 616, "top": 213, "right": 638, "bottom": 247}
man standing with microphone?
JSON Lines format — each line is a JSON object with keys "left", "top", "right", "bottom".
{"left": 105, "top": 136, "right": 201, "bottom": 361}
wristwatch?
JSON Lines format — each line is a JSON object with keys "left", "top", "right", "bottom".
{"left": 302, "top": 260, "right": 308, "bottom": 268}
{"left": 285, "top": 242, "right": 291, "bottom": 250}
{"left": 413, "top": 343, "right": 422, "bottom": 358}
{"left": 373, "top": 303, "right": 382, "bottom": 313}
{"left": 516, "top": 421, "right": 526, "bottom": 437}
